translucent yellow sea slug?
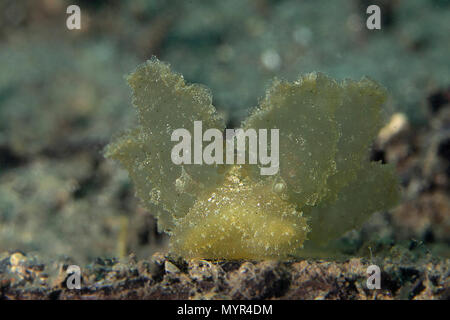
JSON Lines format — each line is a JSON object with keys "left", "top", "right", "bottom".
{"left": 105, "top": 58, "right": 400, "bottom": 260}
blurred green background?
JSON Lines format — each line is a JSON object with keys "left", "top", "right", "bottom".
{"left": 0, "top": 0, "right": 449, "bottom": 263}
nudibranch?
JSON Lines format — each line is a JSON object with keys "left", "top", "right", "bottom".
{"left": 105, "top": 58, "right": 399, "bottom": 260}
